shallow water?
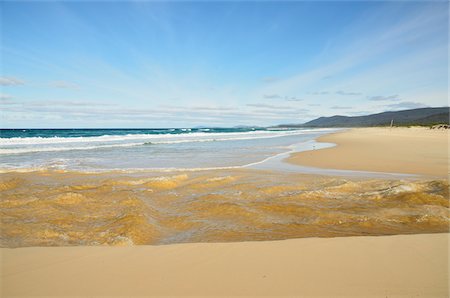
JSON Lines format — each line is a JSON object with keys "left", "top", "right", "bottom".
{"left": 1, "top": 170, "right": 448, "bottom": 247}
{"left": 0, "top": 128, "right": 338, "bottom": 171}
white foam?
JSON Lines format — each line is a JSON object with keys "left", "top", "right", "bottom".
{"left": 0, "top": 129, "right": 336, "bottom": 155}
{"left": 0, "top": 129, "right": 334, "bottom": 146}
{"left": 0, "top": 142, "right": 145, "bottom": 154}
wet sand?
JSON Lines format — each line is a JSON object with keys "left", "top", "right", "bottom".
{"left": 1, "top": 233, "right": 448, "bottom": 297}
{"left": 1, "top": 170, "right": 448, "bottom": 247}
{"left": 287, "top": 127, "right": 449, "bottom": 178}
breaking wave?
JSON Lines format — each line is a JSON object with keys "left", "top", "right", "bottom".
{"left": 0, "top": 129, "right": 334, "bottom": 155}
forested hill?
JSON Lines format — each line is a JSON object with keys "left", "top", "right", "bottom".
{"left": 280, "top": 107, "right": 449, "bottom": 128}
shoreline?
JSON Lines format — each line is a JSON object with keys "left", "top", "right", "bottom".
{"left": 0, "top": 128, "right": 338, "bottom": 173}
{"left": 0, "top": 128, "right": 420, "bottom": 179}
{"left": 2, "top": 233, "right": 448, "bottom": 297}
{"left": 4, "top": 127, "right": 447, "bottom": 180}
{"left": 1, "top": 126, "right": 449, "bottom": 296}
{"left": 286, "top": 127, "right": 449, "bottom": 179}
{"left": 0, "top": 128, "right": 341, "bottom": 175}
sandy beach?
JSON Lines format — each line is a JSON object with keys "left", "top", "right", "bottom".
{"left": 287, "top": 127, "right": 449, "bottom": 178}
{"left": 2, "top": 0, "right": 448, "bottom": 296}
{"left": 1, "top": 127, "right": 449, "bottom": 297}
{"left": 1, "top": 233, "right": 448, "bottom": 297}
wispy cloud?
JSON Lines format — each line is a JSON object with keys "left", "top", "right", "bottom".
{"left": 0, "top": 99, "right": 15, "bottom": 105}
{"left": 34, "top": 101, "right": 111, "bottom": 107}
{"left": 50, "top": 81, "right": 80, "bottom": 90}
{"left": 335, "top": 90, "right": 361, "bottom": 96}
{"left": 0, "top": 76, "right": 24, "bottom": 86}
{"left": 247, "top": 103, "right": 293, "bottom": 110}
{"left": 308, "top": 91, "right": 329, "bottom": 95}
{"left": 384, "top": 101, "right": 427, "bottom": 109}
{"left": 367, "top": 94, "right": 400, "bottom": 101}
{"left": 0, "top": 93, "right": 13, "bottom": 100}
{"left": 263, "top": 94, "right": 303, "bottom": 101}
{"left": 263, "top": 94, "right": 282, "bottom": 99}
{"left": 1, "top": 98, "right": 313, "bottom": 126}
{"left": 257, "top": 5, "right": 447, "bottom": 112}
{"left": 160, "top": 104, "right": 236, "bottom": 112}
{"left": 331, "top": 105, "right": 352, "bottom": 110}
{"left": 1, "top": 2, "right": 446, "bottom": 127}
{"left": 0, "top": 100, "right": 112, "bottom": 107}
{"left": 262, "top": 77, "right": 279, "bottom": 83}
{"left": 1, "top": 103, "right": 312, "bottom": 126}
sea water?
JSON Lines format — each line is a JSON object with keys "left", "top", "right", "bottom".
{"left": 0, "top": 127, "right": 338, "bottom": 172}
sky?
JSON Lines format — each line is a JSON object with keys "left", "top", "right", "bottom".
{"left": 0, "top": 0, "right": 448, "bottom": 128}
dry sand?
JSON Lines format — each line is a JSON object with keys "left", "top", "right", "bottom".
{"left": 287, "top": 127, "right": 449, "bottom": 178}
{"left": 1, "top": 233, "right": 448, "bottom": 297}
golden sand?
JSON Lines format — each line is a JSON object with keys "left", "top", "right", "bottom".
{"left": 287, "top": 127, "right": 449, "bottom": 178}
{"left": 1, "top": 233, "right": 448, "bottom": 297}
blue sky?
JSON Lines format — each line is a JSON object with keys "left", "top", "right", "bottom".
{"left": 1, "top": 1, "right": 448, "bottom": 128}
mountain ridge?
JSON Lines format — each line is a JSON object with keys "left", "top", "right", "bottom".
{"left": 277, "top": 107, "right": 449, "bottom": 128}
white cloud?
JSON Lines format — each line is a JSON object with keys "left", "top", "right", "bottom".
{"left": 335, "top": 90, "right": 361, "bottom": 96}
{"left": 263, "top": 94, "right": 304, "bottom": 101}
{"left": 0, "top": 76, "right": 24, "bottom": 86}
{"left": 256, "top": 5, "right": 446, "bottom": 110}
{"left": 50, "top": 81, "right": 80, "bottom": 90}
{"left": 368, "top": 94, "right": 400, "bottom": 101}
{"left": 331, "top": 105, "right": 352, "bottom": 110}
{"left": 384, "top": 101, "right": 427, "bottom": 110}
{"left": 1, "top": 100, "right": 315, "bottom": 127}
{"left": 263, "top": 94, "right": 282, "bottom": 99}
{"left": 247, "top": 103, "right": 295, "bottom": 110}
{"left": 308, "top": 91, "right": 329, "bottom": 95}
{"left": 0, "top": 93, "right": 13, "bottom": 100}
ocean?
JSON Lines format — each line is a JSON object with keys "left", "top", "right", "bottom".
{"left": 0, "top": 127, "right": 337, "bottom": 172}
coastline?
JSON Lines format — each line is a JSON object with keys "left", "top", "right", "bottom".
{"left": 2, "top": 233, "right": 448, "bottom": 297}
{"left": 0, "top": 128, "right": 337, "bottom": 172}
{"left": 286, "top": 127, "right": 449, "bottom": 178}
{"left": 1, "top": 127, "right": 449, "bottom": 296}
